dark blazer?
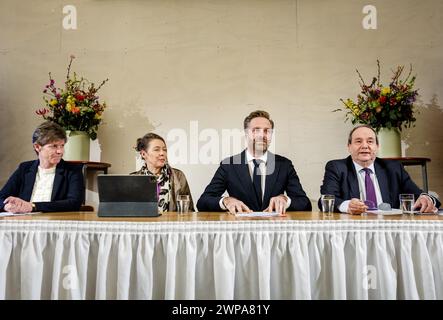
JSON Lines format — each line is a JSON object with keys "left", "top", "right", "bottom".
{"left": 319, "top": 156, "right": 441, "bottom": 212}
{"left": 197, "top": 150, "right": 311, "bottom": 212}
{"left": 0, "top": 159, "right": 84, "bottom": 212}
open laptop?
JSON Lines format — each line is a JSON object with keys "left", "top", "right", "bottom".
{"left": 97, "top": 175, "right": 160, "bottom": 217}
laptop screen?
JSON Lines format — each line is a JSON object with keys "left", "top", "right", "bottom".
{"left": 98, "top": 175, "right": 158, "bottom": 202}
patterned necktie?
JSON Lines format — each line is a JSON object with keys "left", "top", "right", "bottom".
{"left": 252, "top": 159, "right": 263, "bottom": 208}
{"left": 362, "top": 168, "right": 377, "bottom": 208}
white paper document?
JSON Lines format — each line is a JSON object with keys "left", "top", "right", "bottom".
{"left": 416, "top": 210, "right": 440, "bottom": 215}
{"left": 365, "top": 209, "right": 403, "bottom": 215}
{"left": 365, "top": 209, "right": 439, "bottom": 215}
{"left": 0, "top": 211, "right": 42, "bottom": 217}
{"left": 235, "top": 212, "right": 281, "bottom": 217}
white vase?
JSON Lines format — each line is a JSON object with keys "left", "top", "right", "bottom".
{"left": 377, "top": 128, "right": 401, "bottom": 157}
{"left": 64, "top": 131, "right": 90, "bottom": 161}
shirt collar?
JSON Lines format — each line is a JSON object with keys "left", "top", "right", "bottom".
{"left": 353, "top": 161, "right": 375, "bottom": 174}
{"left": 246, "top": 150, "right": 268, "bottom": 164}
{"left": 38, "top": 166, "right": 56, "bottom": 174}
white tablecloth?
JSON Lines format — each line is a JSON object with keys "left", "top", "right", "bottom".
{"left": 0, "top": 219, "right": 442, "bottom": 299}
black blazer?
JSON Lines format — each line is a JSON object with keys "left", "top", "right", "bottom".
{"left": 197, "top": 151, "right": 312, "bottom": 212}
{"left": 0, "top": 159, "right": 84, "bottom": 212}
{"left": 319, "top": 156, "right": 441, "bottom": 212}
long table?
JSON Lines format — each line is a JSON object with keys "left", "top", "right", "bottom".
{"left": 1, "top": 211, "right": 442, "bottom": 299}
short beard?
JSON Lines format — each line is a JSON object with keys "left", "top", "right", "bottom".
{"left": 252, "top": 139, "right": 268, "bottom": 156}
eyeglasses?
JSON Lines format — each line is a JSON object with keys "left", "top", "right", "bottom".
{"left": 364, "top": 200, "right": 392, "bottom": 211}
{"left": 363, "top": 200, "right": 377, "bottom": 210}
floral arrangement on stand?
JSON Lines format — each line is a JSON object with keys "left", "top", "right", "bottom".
{"left": 336, "top": 60, "right": 419, "bottom": 132}
{"left": 36, "top": 55, "right": 109, "bottom": 140}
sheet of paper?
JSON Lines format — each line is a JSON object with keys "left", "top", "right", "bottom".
{"left": 235, "top": 212, "right": 281, "bottom": 217}
{"left": 366, "top": 209, "right": 440, "bottom": 216}
{"left": 0, "top": 211, "right": 42, "bottom": 217}
{"left": 365, "top": 209, "right": 404, "bottom": 215}
{"left": 416, "top": 210, "right": 440, "bottom": 215}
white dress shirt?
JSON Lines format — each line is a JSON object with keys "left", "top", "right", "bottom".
{"left": 219, "top": 150, "right": 291, "bottom": 210}
{"left": 339, "top": 161, "right": 383, "bottom": 213}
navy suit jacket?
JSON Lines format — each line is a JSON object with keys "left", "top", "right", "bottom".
{"left": 197, "top": 151, "right": 312, "bottom": 212}
{"left": 0, "top": 159, "right": 84, "bottom": 212}
{"left": 319, "top": 156, "right": 441, "bottom": 212}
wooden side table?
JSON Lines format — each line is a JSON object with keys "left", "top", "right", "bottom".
{"left": 66, "top": 161, "right": 111, "bottom": 208}
{"left": 382, "top": 157, "right": 431, "bottom": 192}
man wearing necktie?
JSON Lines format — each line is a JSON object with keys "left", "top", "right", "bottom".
{"left": 197, "top": 110, "right": 311, "bottom": 215}
{"left": 319, "top": 125, "right": 440, "bottom": 214}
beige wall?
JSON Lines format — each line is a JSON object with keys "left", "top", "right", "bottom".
{"left": 1, "top": 0, "right": 442, "bottom": 209}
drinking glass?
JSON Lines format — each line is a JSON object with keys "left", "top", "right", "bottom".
{"left": 399, "top": 194, "right": 415, "bottom": 214}
{"left": 177, "top": 195, "right": 190, "bottom": 214}
{"left": 321, "top": 194, "right": 335, "bottom": 217}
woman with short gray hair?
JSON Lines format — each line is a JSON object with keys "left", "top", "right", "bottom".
{"left": 0, "top": 121, "right": 84, "bottom": 213}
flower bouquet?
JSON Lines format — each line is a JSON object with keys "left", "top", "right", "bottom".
{"left": 337, "top": 60, "right": 418, "bottom": 132}
{"left": 36, "top": 55, "right": 109, "bottom": 140}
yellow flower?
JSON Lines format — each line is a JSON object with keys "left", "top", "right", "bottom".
{"left": 50, "top": 99, "right": 57, "bottom": 106}
{"left": 66, "top": 96, "right": 75, "bottom": 104}
{"left": 381, "top": 87, "right": 391, "bottom": 95}
{"left": 66, "top": 103, "right": 74, "bottom": 112}
{"left": 94, "top": 113, "right": 102, "bottom": 120}
{"left": 352, "top": 108, "right": 361, "bottom": 117}
{"left": 344, "top": 99, "right": 361, "bottom": 116}
{"left": 344, "top": 99, "right": 354, "bottom": 108}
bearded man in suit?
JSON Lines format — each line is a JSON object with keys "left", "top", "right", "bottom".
{"left": 197, "top": 110, "right": 311, "bottom": 215}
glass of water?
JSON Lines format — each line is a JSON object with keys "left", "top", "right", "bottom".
{"left": 399, "top": 194, "right": 415, "bottom": 214}
{"left": 321, "top": 194, "right": 335, "bottom": 217}
{"left": 176, "top": 195, "right": 190, "bottom": 214}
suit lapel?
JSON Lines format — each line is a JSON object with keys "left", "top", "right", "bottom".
{"left": 263, "top": 152, "right": 280, "bottom": 210}
{"left": 51, "top": 161, "right": 65, "bottom": 200}
{"left": 346, "top": 156, "right": 361, "bottom": 199}
{"left": 233, "top": 151, "right": 258, "bottom": 209}
{"left": 23, "top": 160, "right": 39, "bottom": 201}
{"left": 374, "top": 159, "right": 390, "bottom": 203}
